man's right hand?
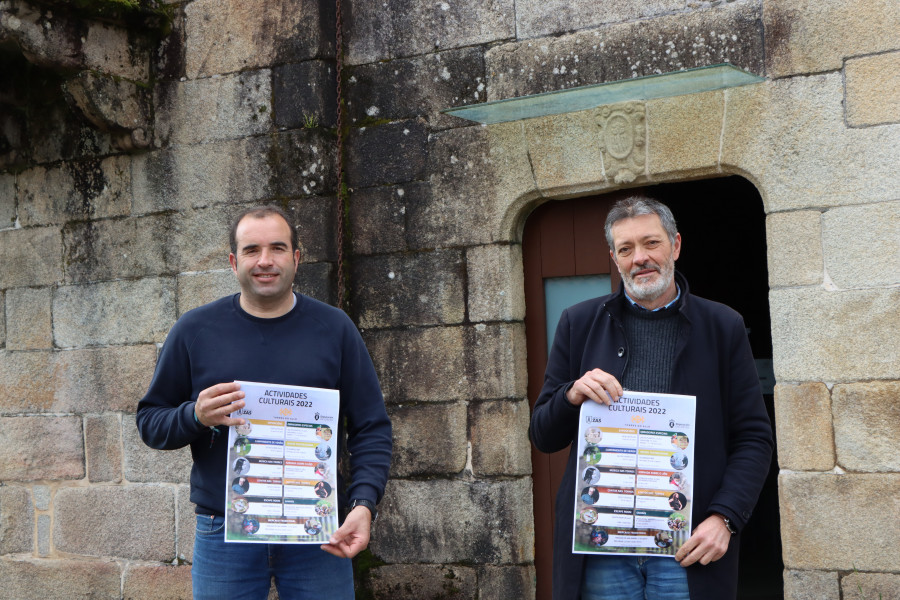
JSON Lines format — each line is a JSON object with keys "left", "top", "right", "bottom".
{"left": 566, "top": 369, "right": 623, "bottom": 406}
{"left": 194, "top": 382, "right": 247, "bottom": 427}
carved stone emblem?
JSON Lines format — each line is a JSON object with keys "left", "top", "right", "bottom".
{"left": 596, "top": 103, "right": 646, "bottom": 184}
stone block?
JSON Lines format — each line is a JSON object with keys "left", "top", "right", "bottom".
{"left": 63, "top": 214, "right": 178, "bottom": 283}
{"left": 123, "top": 416, "right": 193, "bottom": 484}
{"left": 832, "top": 381, "right": 900, "bottom": 472}
{"left": 764, "top": 0, "right": 900, "bottom": 78}
{"left": 470, "top": 399, "right": 531, "bottom": 476}
{"left": 0, "top": 226, "right": 63, "bottom": 288}
{"left": 723, "top": 73, "right": 900, "bottom": 211}
{"left": 53, "top": 278, "right": 176, "bottom": 347}
{"left": 174, "top": 206, "right": 242, "bottom": 274}
{"left": 346, "top": 120, "right": 428, "bottom": 189}
{"left": 770, "top": 286, "right": 900, "bottom": 382}
{"left": 822, "top": 201, "right": 900, "bottom": 289}
{"left": 271, "top": 128, "right": 338, "bottom": 198}
{"left": 17, "top": 157, "right": 131, "bottom": 226}
{"left": 765, "top": 211, "right": 823, "bottom": 288}
{"left": 346, "top": 47, "right": 485, "bottom": 128}
{"left": 5, "top": 286, "right": 52, "bottom": 350}
{"left": 515, "top": 0, "right": 681, "bottom": 39}
{"left": 0, "top": 416, "right": 84, "bottom": 480}
{"left": 345, "top": 0, "right": 514, "bottom": 65}
{"left": 779, "top": 472, "right": 900, "bottom": 570}
{"left": 54, "top": 485, "right": 175, "bottom": 561}
{"left": 773, "top": 383, "right": 835, "bottom": 471}
{"left": 124, "top": 564, "right": 193, "bottom": 600}
{"left": 177, "top": 484, "right": 194, "bottom": 563}
{"left": 477, "top": 565, "right": 536, "bottom": 600}
{"left": 295, "top": 262, "right": 336, "bottom": 306}
{"left": 0, "top": 558, "right": 121, "bottom": 599}
{"left": 0, "top": 174, "right": 16, "bottom": 228}
{"left": 782, "top": 570, "right": 839, "bottom": 600}
{"left": 365, "top": 327, "right": 468, "bottom": 402}
{"left": 366, "top": 564, "right": 477, "bottom": 599}
{"left": 846, "top": 50, "right": 900, "bottom": 127}
{"left": 842, "top": 572, "right": 900, "bottom": 600}
{"left": 37, "top": 514, "right": 49, "bottom": 556}
{"left": 350, "top": 183, "right": 424, "bottom": 255}
{"left": 0, "top": 291, "right": 4, "bottom": 346}
{"left": 291, "top": 196, "right": 339, "bottom": 263}
{"left": 86, "top": 414, "right": 123, "bottom": 483}
{"left": 155, "top": 71, "right": 272, "bottom": 146}
{"left": 486, "top": 3, "right": 764, "bottom": 100}
{"left": 273, "top": 60, "right": 338, "bottom": 129}
{"left": 84, "top": 21, "right": 149, "bottom": 81}
{"left": 177, "top": 271, "right": 241, "bottom": 316}
{"left": 185, "top": 0, "right": 332, "bottom": 79}
{"left": 647, "top": 90, "right": 724, "bottom": 177}
{"left": 388, "top": 402, "right": 467, "bottom": 477}
{"left": 131, "top": 137, "right": 273, "bottom": 214}
{"left": 372, "top": 478, "right": 534, "bottom": 564}
{"left": 465, "top": 323, "right": 528, "bottom": 399}
{"left": 33, "top": 486, "right": 50, "bottom": 510}
{"left": 0, "top": 486, "right": 33, "bottom": 553}
{"left": 523, "top": 109, "right": 608, "bottom": 193}
{"left": 466, "top": 244, "right": 525, "bottom": 322}
{"left": 351, "top": 250, "right": 465, "bottom": 328}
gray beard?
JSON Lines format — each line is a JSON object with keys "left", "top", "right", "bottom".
{"left": 623, "top": 260, "right": 674, "bottom": 302}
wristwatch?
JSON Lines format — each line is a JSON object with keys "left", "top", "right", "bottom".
{"left": 348, "top": 498, "right": 378, "bottom": 523}
{"left": 721, "top": 516, "right": 737, "bottom": 535}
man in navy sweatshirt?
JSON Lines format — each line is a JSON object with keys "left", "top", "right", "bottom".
{"left": 137, "top": 205, "right": 392, "bottom": 599}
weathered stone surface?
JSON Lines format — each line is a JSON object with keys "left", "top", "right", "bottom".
{"left": 351, "top": 250, "right": 465, "bottom": 328}
{"left": 176, "top": 484, "right": 194, "bottom": 563}
{"left": 123, "top": 564, "right": 193, "bottom": 600}
{"left": 63, "top": 71, "right": 152, "bottom": 149}
{"left": 63, "top": 214, "right": 178, "bottom": 283}
{"left": 822, "top": 201, "right": 900, "bottom": 289}
{"left": 845, "top": 51, "right": 900, "bottom": 127}
{"left": 86, "top": 414, "right": 123, "bottom": 483}
{"left": 350, "top": 183, "right": 424, "bottom": 255}
{"left": 723, "top": 74, "right": 900, "bottom": 211}
{"left": 0, "top": 557, "right": 121, "bottom": 599}
{"left": 770, "top": 287, "right": 900, "bottom": 382}
{"left": 372, "top": 478, "right": 534, "bottom": 563}
{"left": 766, "top": 210, "right": 823, "bottom": 288}
{"left": 465, "top": 323, "right": 527, "bottom": 400}
{"left": 0, "top": 291, "right": 4, "bottom": 346}
{"left": 345, "top": 0, "right": 514, "bottom": 65}
{"left": 0, "top": 226, "right": 63, "bottom": 288}
{"left": 0, "top": 416, "right": 84, "bottom": 480}
{"left": 466, "top": 244, "right": 525, "bottom": 322}
{"left": 366, "top": 564, "right": 477, "bottom": 599}
{"left": 347, "top": 47, "right": 486, "bottom": 128}
{"left": 523, "top": 109, "right": 608, "bottom": 193}
{"left": 33, "top": 485, "right": 50, "bottom": 510}
{"left": 37, "top": 514, "right": 49, "bottom": 556}
{"left": 783, "top": 570, "right": 840, "bottom": 600}
{"left": 53, "top": 278, "right": 176, "bottom": 347}
{"left": 0, "top": 174, "right": 15, "bottom": 227}
{"left": 173, "top": 206, "right": 242, "bottom": 274}
{"left": 0, "top": 486, "right": 32, "bottom": 554}
{"left": 470, "top": 399, "right": 531, "bottom": 476}
{"left": 123, "top": 416, "right": 192, "bottom": 484}
{"left": 295, "top": 262, "right": 336, "bottom": 306}
{"left": 273, "top": 60, "right": 337, "bottom": 129}
{"left": 832, "top": 382, "right": 900, "bottom": 472}
{"left": 54, "top": 485, "right": 175, "bottom": 561}
{"left": 17, "top": 157, "right": 131, "bottom": 226}
{"left": 388, "top": 402, "right": 467, "bottom": 477}
{"left": 516, "top": 0, "right": 681, "bottom": 40}
{"left": 486, "top": 2, "right": 763, "bottom": 100}
{"left": 779, "top": 472, "right": 900, "bottom": 570}
{"left": 5, "top": 286, "right": 52, "bottom": 350}
{"left": 185, "top": 0, "right": 332, "bottom": 79}
{"left": 291, "top": 196, "right": 338, "bottom": 263}
{"left": 647, "top": 90, "right": 724, "bottom": 177}
{"left": 155, "top": 70, "right": 272, "bottom": 145}
{"left": 346, "top": 120, "right": 428, "bottom": 189}
{"left": 271, "top": 128, "right": 338, "bottom": 198}
{"left": 764, "top": 0, "right": 900, "bottom": 78}
{"left": 478, "top": 565, "right": 536, "bottom": 600}
{"left": 842, "top": 572, "right": 900, "bottom": 600}
{"left": 83, "top": 21, "right": 150, "bottom": 81}
{"left": 132, "top": 137, "right": 273, "bottom": 214}
{"left": 774, "top": 383, "right": 835, "bottom": 471}
{"left": 177, "top": 270, "right": 241, "bottom": 315}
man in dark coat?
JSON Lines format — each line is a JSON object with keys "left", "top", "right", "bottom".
{"left": 530, "top": 195, "right": 773, "bottom": 599}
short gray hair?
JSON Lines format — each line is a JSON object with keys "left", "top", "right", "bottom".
{"left": 604, "top": 195, "right": 678, "bottom": 249}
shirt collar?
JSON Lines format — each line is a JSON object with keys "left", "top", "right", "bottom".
{"left": 624, "top": 283, "right": 681, "bottom": 312}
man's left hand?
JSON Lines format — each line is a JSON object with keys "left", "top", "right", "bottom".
{"left": 321, "top": 505, "right": 372, "bottom": 559}
{"left": 675, "top": 514, "right": 732, "bottom": 567}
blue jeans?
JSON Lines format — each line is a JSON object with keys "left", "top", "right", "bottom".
{"left": 582, "top": 555, "right": 690, "bottom": 600}
{"left": 192, "top": 514, "right": 354, "bottom": 600}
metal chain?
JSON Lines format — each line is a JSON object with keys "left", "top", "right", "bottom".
{"left": 334, "top": 0, "right": 347, "bottom": 310}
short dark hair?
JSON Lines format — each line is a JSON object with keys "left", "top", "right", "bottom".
{"left": 604, "top": 194, "right": 678, "bottom": 249}
{"left": 229, "top": 205, "right": 299, "bottom": 254}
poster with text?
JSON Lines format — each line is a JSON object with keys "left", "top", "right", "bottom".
{"left": 225, "top": 381, "right": 340, "bottom": 544}
{"left": 573, "top": 391, "right": 696, "bottom": 557}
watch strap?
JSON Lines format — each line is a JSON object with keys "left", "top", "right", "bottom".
{"left": 348, "top": 498, "right": 378, "bottom": 522}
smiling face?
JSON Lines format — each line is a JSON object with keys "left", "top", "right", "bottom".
{"left": 609, "top": 213, "right": 681, "bottom": 310}
{"left": 229, "top": 214, "right": 300, "bottom": 317}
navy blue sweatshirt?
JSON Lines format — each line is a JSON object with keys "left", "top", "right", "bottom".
{"left": 136, "top": 293, "right": 392, "bottom": 516}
